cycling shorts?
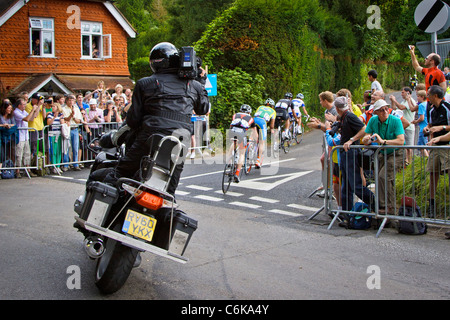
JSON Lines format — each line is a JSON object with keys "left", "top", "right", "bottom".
{"left": 230, "top": 126, "right": 248, "bottom": 146}
{"left": 275, "top": 107, "right": 289, "bottom": 121}
{"left": 289, "top": 110, "right": 301, "bottom": 120}
{"left": 254, "top": 117, "right": 268, "bottom": 141}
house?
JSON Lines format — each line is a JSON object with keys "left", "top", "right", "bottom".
{"left": 0, "top": 0, "right": 137, "bottom": 99}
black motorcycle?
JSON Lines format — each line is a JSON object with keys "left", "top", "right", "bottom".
{"left": 74, "top": 127, "right": 197, "bottom": 294}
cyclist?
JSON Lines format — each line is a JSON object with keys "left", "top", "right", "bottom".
{"left": 275, "top": 92, "right": 297, "bottom": 139}
{"left": 291, "top": 93, "right": 309, "bottom": 134}
{"left": 229, "top": 104, "right": 257, "bottom": 182}
{"left": 253, "top": 98, "right": 276, "bottom": 168}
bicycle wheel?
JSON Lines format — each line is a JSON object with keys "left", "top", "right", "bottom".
{"left": 244, "top": 145, "right": 252, "bottom": 175}
{"left": 244, "top": 141, "right": 257, "bottom": 175}
{"left": 272, "top": 127, "right": 281, "bottom": 158}
{"left": 294, "top": 122, "right": 303, "bottom": 145}
{"left": 222, "top": 159, "right": 234, "bottom": 194}
{"left": 282, "top": 135, "right": 290, "bottom": 153}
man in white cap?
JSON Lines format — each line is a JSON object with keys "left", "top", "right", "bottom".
{"left": 362, "top": 99, "right": 405, "bottom": 214}
{"left": 86, "top": 98, "right": 104, "bottom": 139}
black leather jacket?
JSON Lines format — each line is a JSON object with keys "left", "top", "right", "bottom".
{"left": 126, "top": 71, "right": 210, "bottom": 132}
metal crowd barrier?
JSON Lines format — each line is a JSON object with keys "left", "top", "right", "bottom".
{"left": 42, "top": 122, "right": 121, "bottom": 174}
{"left": 0, "top": 127, "right": 40, "bottom": 179}
{"left": 1, "top": 117, "right": 210, "bottom": 179}
{"left": 309, "top": 136, "right": 450, "bottom": 237}
{"left": 189, "top": 115, "right": 211, "bottom": 156}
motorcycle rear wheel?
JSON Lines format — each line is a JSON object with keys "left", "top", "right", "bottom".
{"left": 94, "top": 224, "right": 139, "bottom": 294}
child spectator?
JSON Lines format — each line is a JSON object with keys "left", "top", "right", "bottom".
{"left": 411, "top": 90, "right": 429, "bottom": 157}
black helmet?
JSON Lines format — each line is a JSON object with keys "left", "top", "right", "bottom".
{"left": 149, "top": 42, "right": 180, "bottom": 73}
{"left": 240, "top": 104, "right": 252, "bottom": 114}
{"left": 284, "top": 92, "right": 293, "bottom": 99}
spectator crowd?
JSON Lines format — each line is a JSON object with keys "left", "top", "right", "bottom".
{"left": 306, "top": 45, "right": 450, "bottom": 239}
{"left": 0, "top": 81, "right": 132, "bottom": 177}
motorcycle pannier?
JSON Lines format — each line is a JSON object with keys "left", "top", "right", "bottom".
{"left": 79, "top": 181, "right": 119, "bottom": 227}
{"left": 153, "top": 209, "right": 198, "bottom": 256}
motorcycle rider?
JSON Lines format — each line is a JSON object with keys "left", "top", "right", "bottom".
{"left": 105, "top": 42, "right": 210, "bottom": 195}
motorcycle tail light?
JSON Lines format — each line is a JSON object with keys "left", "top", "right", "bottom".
{"left": 135, "top": 191, "right": 163, "bottom": 210}
{"left": 122, "top": 183, "right": 175, "bottom": 210}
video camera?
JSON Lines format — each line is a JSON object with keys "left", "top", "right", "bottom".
{"left": 178, "top": 46, "right": 202, "bottom": 79}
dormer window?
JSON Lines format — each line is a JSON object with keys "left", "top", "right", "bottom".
{"left": 29, "top": 18, "right": 55, "bottom": 57}
{"left": 81, "top": 21, "right": 111, "bottom": 59}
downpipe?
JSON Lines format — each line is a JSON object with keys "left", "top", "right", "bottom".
{"left": 84, "top": 236, "right": 105, "bottom": 259}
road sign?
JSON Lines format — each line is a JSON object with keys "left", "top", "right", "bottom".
{"left": 206, "top": 74, "right": 217, "bottom": 96}
{"left": 437, "top": 3, "right": 450, "bottom": 34}
{"left": 414, "top": 0, "right": 449, "bottom": 33}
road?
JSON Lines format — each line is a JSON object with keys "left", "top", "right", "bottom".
{"left": 1, "top": 128, "right": 450, "bottom": 306}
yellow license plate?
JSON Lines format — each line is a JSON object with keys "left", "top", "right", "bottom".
{"left": 122, "top": 209, "right": 157, "bottom": 242}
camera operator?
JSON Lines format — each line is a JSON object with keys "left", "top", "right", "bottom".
{"left": 105, "top": 42, "right": 209, "bottom": 195}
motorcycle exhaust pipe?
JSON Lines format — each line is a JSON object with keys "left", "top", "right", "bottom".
{"left": 84, "top": 236, "right": 105, "bottom": 259}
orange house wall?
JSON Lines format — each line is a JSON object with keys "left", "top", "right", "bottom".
{"left": 0, "top": 0, "right": 131, "bottom": 90}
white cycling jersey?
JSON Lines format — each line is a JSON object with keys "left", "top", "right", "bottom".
{"left": 291, "top": 98, "right": 305, "bottom": 117}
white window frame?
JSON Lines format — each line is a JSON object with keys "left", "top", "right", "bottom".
{"left": 80, "top": 21, "right": 111, "bottom": 59}
{"left": 29, "top": 17, "right": 55, "bottom": 57}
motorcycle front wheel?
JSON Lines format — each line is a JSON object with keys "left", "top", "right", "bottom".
{"left": 94, "top": 224, "right": 139, "bottom": 294}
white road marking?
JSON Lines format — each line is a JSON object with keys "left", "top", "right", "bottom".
{"left": 180, "top": 158, "right": 297, "bottom": 180}
{"left": 249, "top": 196, "right": 279, "bottom": 203}
{"left": 186, "top": 185, "right": 213, "bottom": 191}
{"left": 194, "top": 195, "right": 224, "bottom": 202}
{"left": 233, "top": 171, "right": 313, "bottom": 191}
{"left": 215, "top": 190, "right": 244, "bottom": 197}
{"left": 287, "top": 203, "right": 321, "bottom": 212}
{"left": 269, "top": 209, "right": 304, "bottom": 217}
{"left": 229, "top": 201, "right": 261, "bottom": 209}
{"left": 51, "top": 175, "right": 74, "bottom": 180}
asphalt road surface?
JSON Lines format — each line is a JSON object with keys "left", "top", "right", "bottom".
{"left": 1, "top": 127, "right": 450, "bottom": 306}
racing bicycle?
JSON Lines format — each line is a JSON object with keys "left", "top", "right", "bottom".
{"left": 290, "top": 115, "right": 310, "bottom": 145}
{"left": 222, "top": 137, "right": 240, "bottom": 194}
{"left": 244, "top": 139, "right": 259, "bottom": 175}
{"left": 275, "top": 119, "right": 290, "bottom": 154}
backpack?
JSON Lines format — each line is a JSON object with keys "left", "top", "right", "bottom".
{"left": 1, "top": 159, "right": 15, "bottom": 179}
{"left": 397, "top": 203, "right": 427, "bottom": 235}
{"left": 348, "top": 202, "right": 372, "bottom": 230}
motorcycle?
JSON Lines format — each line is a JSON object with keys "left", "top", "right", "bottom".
{"left": 73, "top": 127, "right": 197, "bottom": 294}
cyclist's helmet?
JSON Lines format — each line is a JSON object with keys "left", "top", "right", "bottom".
{"left": 240, "top": 104, "right": 252, "bottom": 114}
{"left": 149, "top": 42, "right": 180, "bottom": 73}
{"left": 265, "top": 98, "right": 275, "bottom": 107}
{"left": 296, "top": 93, "right": 304, "bottom": 99}
{"left": 284, "top": 92, "right": 293, "bottom": 99}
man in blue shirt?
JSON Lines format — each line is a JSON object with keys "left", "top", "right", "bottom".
{"left": 76, "top": 93, "right": 89, "bottom": 111}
